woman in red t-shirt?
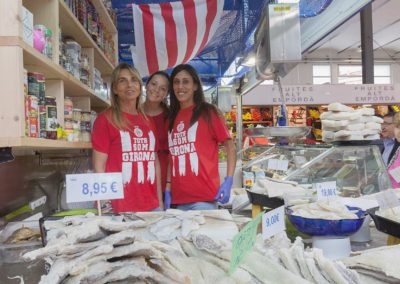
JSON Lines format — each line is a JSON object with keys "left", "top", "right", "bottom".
{"left": 143, "top": 71, "right": 170, "bottom": 192}
{"left": 92, "top": 63, "right": 163, "bottom": 212}
{"left": 164, "top": 64, "right": 237, "bottom": 210}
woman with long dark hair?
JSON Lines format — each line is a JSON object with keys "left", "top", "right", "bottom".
{"left": 143, "top": 71, "right": 170, "bottom": 191}
{"left": 164, "top": 64, "right": 236, "bottom": 210}
{"left": 92, "top": 63, "right": 163, "bottom": 212}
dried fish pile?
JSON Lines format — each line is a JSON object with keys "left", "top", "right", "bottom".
{"left": 255, "top": 234, "right": 361, "bottom": 284}
{"left": 376, "top": 206, "right": 400, "bottom": 222}
{"left": 290, "top": 200, "right": 359, "bottom": 220}
{"left": 22, "top": 213, "right": 312, "bottom": 284}
{"left": 343, "top": 245, "right": 400, "bottom": 283}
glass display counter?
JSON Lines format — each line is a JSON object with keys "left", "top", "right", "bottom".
{"left": 243, "top": 143, "right": 391, "bottom": 196}
{"left": 283, "top": 144, "right": 391, "bottom": 196}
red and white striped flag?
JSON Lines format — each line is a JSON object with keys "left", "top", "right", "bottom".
{"left": 131, "top": 0, "right": 224, "bottom": 77}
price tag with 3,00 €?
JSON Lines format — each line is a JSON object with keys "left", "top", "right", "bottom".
{"left": 66, "top": 173, "right": 124, "bottom": 203}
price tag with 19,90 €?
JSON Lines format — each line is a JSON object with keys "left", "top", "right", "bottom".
{"left": 315, "top": 180, "right": 337, "bottom": 200}
{"left": 66, "top": 173, "right": 124, "bottom": 203}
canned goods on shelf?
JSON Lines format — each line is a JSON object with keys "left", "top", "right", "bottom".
{"left": 81, "top": 131, "right": 91, "bottom": 143}
{"left": 26, "top": 95, "right": 38, "bottom": 117}
{"left": 81, "top": 111, "right": 91, "bottom": 122}
{"left": 64, "top": 97, "right": 73, "bottom": 119}
{"left": 73, "top": 108, "right": 82, "bottom": 122}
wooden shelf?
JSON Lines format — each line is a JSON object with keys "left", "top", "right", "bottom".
{"left": 15, "top": 38, "right": 110, "bottom": 108}
{"left": 91, "top": 0, "right": 117, "bottom": 34}
{"left": 59, "top": 0, "right": 115, "bottom": 76}
{"left": 0, "top": 137, "right": 91, "bottom": 149}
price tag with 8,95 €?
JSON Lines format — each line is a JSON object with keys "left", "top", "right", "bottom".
{"left": 262, "top": 206, "right": 286, "bottom": 240}
{"left": 66, "top": 173, "right": 124, "bottom": 203}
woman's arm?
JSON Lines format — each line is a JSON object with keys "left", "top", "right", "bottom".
{"left": 155, "top": 154, "right": 164, "bottom": 209}
{"left": 93, "top": 150, "right": 108, "bottom": 173}
{"left": 223, "top": 139, "right": 237, "bottom": 177}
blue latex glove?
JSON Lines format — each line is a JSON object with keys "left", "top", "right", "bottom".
{"left": 215, "top": 176, "right": 233, "bottom": 204}
{"left": 164, "top": 190, "right": 171, "bottom": 209}
{"left": 277, "top": 104, "right": 287, "bottom": 126}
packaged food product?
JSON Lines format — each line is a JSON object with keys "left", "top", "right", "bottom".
{"left": 64, "top": 97, "right": 73, "bottom": 119}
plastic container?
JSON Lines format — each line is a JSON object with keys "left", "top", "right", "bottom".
{"left": 64, "top": 97, "right": 73, "bottom": 120}
{"left": 73, "top": 108, "right": 82, "bottom": 122}
{"left": 286, "top": 206, "right": 366, "bottom": 237}
{"left": 45, "top": 96, "right": 57, "bottom": 139}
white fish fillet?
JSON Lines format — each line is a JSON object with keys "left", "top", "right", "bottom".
{"left": 303, "top": 252, "right": 330, "bottom": 284}
{"left": 150, "top": 217, "right": 182, "bottom": 242}
{"left": 313, "top": 249, "right": 348, "bottom": 284}
{"left": 99, "top": 219, "right": 147, "bottom": 232}
{"left": 342, "top": 245, "right": 400, "bottom": 280}
{"left": 181, "top": 218, "right": 200, "bottom": 240}
{"left": 278, "top": 248, "right": 302, "bottom": 276}
{"left": 291, "top": 244, "right": 314, "bottom": 281}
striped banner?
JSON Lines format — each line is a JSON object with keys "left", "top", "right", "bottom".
{"left": 131, "top": 0, "right": 224, "bottom": 77}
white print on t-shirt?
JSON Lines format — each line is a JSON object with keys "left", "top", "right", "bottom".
{"left": 169, "top": 121, "right": 199, "bottom": 176}
{"left": 119, "top": 127, "right": 156, "bottom": 185}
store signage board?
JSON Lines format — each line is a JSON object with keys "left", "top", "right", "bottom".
{"left": 262, "top": 206, "right": 285, "bottom": 240}
{"left": 66, "top": 173, "right": 124, "bottom": 203}
{"left": 229, "top": 212, "right": 262, "bottom": 274}
{"left": 243, "top": 84, "right": 400, "bottom": 106}
{"left": 375, "top": 189, "right": 399, "bottom": 210}
{"left": 267, "top": 159, "right": 289, "bottom": 171}
{"left": 314, "top": 180, "right": 337, "bottom": 200}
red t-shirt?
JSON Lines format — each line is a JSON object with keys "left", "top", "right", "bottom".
{"left": 168, "top": 106, "right": 231, "bottom": 204}
{"left": 149, "top": 112, "right": 169, "bottom": 190}
{"left": 92, "top": 111, "right": 159, "bottom": 212}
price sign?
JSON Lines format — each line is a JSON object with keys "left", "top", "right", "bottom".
{"left": 268, "top": 159, "right": 289, "bottom": 171}
{"left": 229, "top": 213, "right": 262, "bottom": 274}
{"left": 375, "top": 189, "right": 400, "bottom": 210}
{"left": 66, "top": 173, "right": 124, "bottom": 203}
{"left": 315, "top": 180, "right": 337, "bottom": 200}
{"left": 262, "top": 206, "right": 285, "bottom": 240}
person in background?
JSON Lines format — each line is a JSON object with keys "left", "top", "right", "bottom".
{"left": 143, "top": 71, "right": 170, "bottom": 192}
{"left": 164, "top": 64, "right": 236, "bottom": 210}
{"left": 384, "top": 112, "right": 400, "bottom": 245}
{"left": 381, "top": 112, "right": 399, "bottom": 166}
{"left": 92, "top": 63, "right": 163, "bottom": 212}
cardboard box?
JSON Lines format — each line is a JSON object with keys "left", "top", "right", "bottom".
{"left": 21, "top": 6, "right": 33, "bottom": 47}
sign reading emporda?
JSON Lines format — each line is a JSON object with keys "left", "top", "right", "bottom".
{"left": 243, "top": 84, "right": 399, "bottom": 105}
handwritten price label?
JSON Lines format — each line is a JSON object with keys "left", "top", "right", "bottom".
{"left": 315, "top": 180, "right": 337, "bottom": 200}
{"left": 229, "top": 213, "right": 262, "bottom": 274}
{"left": 268, "top": 159, "right": 289, "bottom": 171}
{"left": 262, "top": 206, "right": 285, "bottom": 239}
{"left": 66, "top": 173, "right": 124, "bottom": 203}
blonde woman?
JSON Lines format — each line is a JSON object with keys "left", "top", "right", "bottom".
{"left": 92, "top": 63, "right": 163, "bottom": 212}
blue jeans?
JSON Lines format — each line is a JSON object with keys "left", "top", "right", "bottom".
{"left": 176, "top": 202, "right": 217, "bottom": 211}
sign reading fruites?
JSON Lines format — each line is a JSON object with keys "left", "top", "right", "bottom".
{"left": 66, "top": 173, "right": 124, "bottom": 203}
{"left": 262, "top": 206, "right": 286, "bottom": 240}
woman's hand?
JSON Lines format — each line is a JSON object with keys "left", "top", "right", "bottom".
{"left": 215, "top": 176, "right": 233, "bottom": 204}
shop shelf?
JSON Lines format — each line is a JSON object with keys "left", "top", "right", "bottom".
{"left": 0, "top": 137, "right": 92, "bottom": 150}
{"left": 91, "top": 0, "right": 117, "bottom": 34}
{"left": 59, "top": 0, "right": 115, "bottom": 76}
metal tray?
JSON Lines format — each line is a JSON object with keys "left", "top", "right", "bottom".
{"left": 246, "top": 189, "right": 284, "bottom": 209}
{"left": 245, "top": 126, "right": 311, "bottom": 138}
{"left": 367, "top": 207, "right": 400, "bottom": 238}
